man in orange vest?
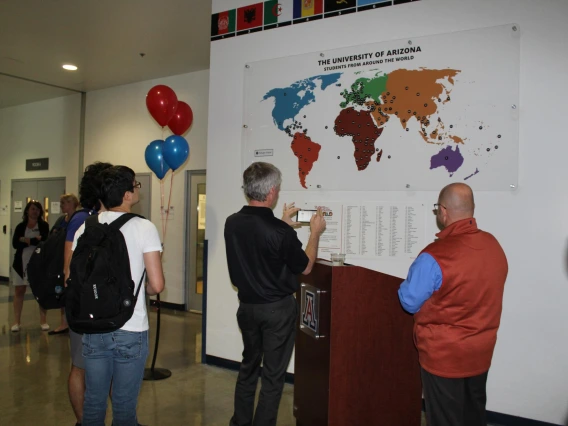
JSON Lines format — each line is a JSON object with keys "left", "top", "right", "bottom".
{"left": 398, "top": 183, "right": 508, "bottom": 426}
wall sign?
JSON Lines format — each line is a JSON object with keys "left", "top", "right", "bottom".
{"left": 26, "top": 158, "right": 49, "bottom": 171}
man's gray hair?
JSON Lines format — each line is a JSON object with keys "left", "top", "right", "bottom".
{"left": 243, "top": 162, "right": 282, "bottom": 202}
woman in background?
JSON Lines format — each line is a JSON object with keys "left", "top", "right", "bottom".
{"left": 48, "top": 193, "right": 79, "bottom": 335}
{"left": 11, "top": 200, "right": 50, "bottom": 332}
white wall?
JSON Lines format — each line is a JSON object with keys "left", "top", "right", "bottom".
{"left": 206, "top": 0, "right": 568, "bottom": 423}
{"left": 84, "top": 70, "right": 209, "bottom": 305}
{"left": 0, "top": 94, "right": 81, "bottom": 278}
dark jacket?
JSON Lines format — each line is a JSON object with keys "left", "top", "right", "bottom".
{"left": 12, "top": 220, "right": 49, "bottom": 279}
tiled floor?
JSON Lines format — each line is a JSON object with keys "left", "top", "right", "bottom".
{"left": 0, "top": 283, "right": 432, "bottom": 425}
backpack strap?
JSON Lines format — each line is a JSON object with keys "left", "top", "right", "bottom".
{"left": 108, "top": 213, "right": 145, "bottom": 231}
{"left": 134, "top": 269, "right": 146, "bottom": 300}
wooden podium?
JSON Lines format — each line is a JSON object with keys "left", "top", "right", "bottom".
{"left": 294, "top": 260, "right": 421, "bottom": 426}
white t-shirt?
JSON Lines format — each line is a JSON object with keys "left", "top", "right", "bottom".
{"left": 72, "top": 211, "right": 162, "bottom": 332}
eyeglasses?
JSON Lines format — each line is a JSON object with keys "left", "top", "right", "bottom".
{"left": 133, "top": 181, "right": 142, "bottom": 189}
{"left": 433, "top": 203, "right": 446, "bottom": 211}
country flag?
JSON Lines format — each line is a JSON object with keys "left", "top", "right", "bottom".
{"left": 264, "top": 0, "right": 293, "bottom": 25}
{"left": 237, "top": 2, "right": 264, "bottom": 31}
{"left": 211, "top": 10, "right": 236, "bottom": 36}
{"left": 357, "top": 0, "right": 391, "bottom": 6}
{"left": 293, "top": 0, "right": 323, "bottom": 19}
{"left": 324, "top": 0, "right": 356, "bottom": 14}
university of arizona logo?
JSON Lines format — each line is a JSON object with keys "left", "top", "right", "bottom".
{"left": 218, "top": 16, "right": 228, "bottom": 31}
{"left": 302, "top": 290, "right": 317, "bottom": 332}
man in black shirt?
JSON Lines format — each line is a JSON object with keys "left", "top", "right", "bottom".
{"left": 225, "top": 162, "right": 326, "bottom": 426}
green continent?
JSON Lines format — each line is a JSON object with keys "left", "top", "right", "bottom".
{"left": 339, "top": 73, "right": 388, "bottom": 108}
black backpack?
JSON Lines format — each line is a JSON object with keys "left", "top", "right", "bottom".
{"left": 65, "top": 213, "right": 145, "bottom": 334}
{"left": 27, "top": 210, "right": 86, "bottom": 310}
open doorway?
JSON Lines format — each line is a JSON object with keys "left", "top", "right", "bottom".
{"left": 184, "top": 170, "right": 206, "bottom": 313}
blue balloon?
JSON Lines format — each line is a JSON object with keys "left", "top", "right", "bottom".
{"left": 162, "top": 135, "right": 189, "bottom": 171}
{"left": 145, "top": 140, "right": 170, "bottom": 180}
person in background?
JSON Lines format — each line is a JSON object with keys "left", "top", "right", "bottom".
{"left": 48, "top": 193, "right": 80, "bottom": 336}
{"left": 398, "top": 183, "right": 508, "bottom": 426}
{"left": 11, "top": 200, "right": 50, "bottom": 332}
{"left": 225, "top": 162, "right": 326, "bottom": 426}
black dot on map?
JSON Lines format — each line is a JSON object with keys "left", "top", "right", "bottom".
{"left": 495, "top": 145, "right": 499, "bottom": 149}
{"left": 416, "top": 93, "right": 420, "bottom": 96}
{"left": 388, "top": 155, "right": 392, "bottom": 159}
{"left": 303, "top": 115, "right": 306, "bottom": 118}
{"left": 438, "top": 98, "right": 441, "bottom": 102}
{"left": 307, "top": 148, "right": 311, "bottom": 151}
{"left": 413, "top": 111, "right": 417, "bottom": 115}
{"left": 406, "top": 128, "right": 409, "bottom": 131}
{"left": 447, "top": 96, "right": 451, "bottom": 101}
{"left": 450, "top": 125, "right": 454, "bottom": 128}
{"left": 424, "top": 103, "right": 428, "bottom": 107}
{"left": 438, "top": 117, "right": 442, "bottom": 122}
{"left": 325, "top": 126, "right": 328, "bottom": 129}
{"left": 402, "top": 119, "right": 406, "bottom": 123}
{"left": 445, "top": 156, "right": 449, "bottom": 160}
{"left": 386, "top": 92, "right": 390, "bottom": 95}
{"left": 479, "top": 126, "right": 483, "bottom": 130}
{"left": 299, "top": 155, "right": 303, "bottom": 158}
{"left": 486, "top": 148, "right": 490, "bottom": 152}
{"left": 389, "top": 107, "right": 392, "bottom": 111}
{"left": 376, "top": 148, "right": 379, "bottom": 151}
{"left": 407, "top": 110, "right": 411, "bottom": 113}
{"left": 284, "top": 93, "right": 287, "bottom": 96}
{"left": 438, "top": 136, "right": 442, "bottom": 141}
{"left": 405, "top": 86, "right": 409, "bottom": 90}
{"left": 422, "top": 128, "right": 426, "bottom": 132}
{"left": 337, "top": 156, "right": 340, "bottom": 159}
{"left": 497, "top": 135, "right": 501, "bottom": 138}
{"left": 395, "top": 112, "right": 399, "bottom": 116}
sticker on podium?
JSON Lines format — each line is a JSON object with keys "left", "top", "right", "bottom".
{"left": 300, "top": 284, "right": 322, "bottom": 339}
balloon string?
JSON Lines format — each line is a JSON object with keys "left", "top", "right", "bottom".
{"left": 163, "top": 171, "right": 174, "bottom": 239}
{"left": 160, "top": 178, "right": 166, "bottom": 239}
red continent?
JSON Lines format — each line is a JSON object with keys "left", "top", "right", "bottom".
{"left": 291, "top": 133, "right": 322, "bottom": 189}
{"left": 334, "top": 107, "right": 384, "bottom": 171}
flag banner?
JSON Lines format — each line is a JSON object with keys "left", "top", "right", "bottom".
{"left": 264, "top": 0, "right": 294, "bottom": 28}
{"left": 324, "top": 0, "right": 356, "bottom": 14}
{"left": 210, "top": 0, "right": 420, "bottom": 41}
{"left": 357, "top": 0, "right": 391, "bottom": 12}
{"left": 293, "top": 0, "right": 323, "bottom": 20}
{"left": 211, "top": 10, "right": 236, "bottom": 37}
{"left": 237, "top": 2, "right": 264, "bottom": 31}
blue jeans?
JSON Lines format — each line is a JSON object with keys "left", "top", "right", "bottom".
{"left": 82, "top": 330, "right": 149, "bottom": 426}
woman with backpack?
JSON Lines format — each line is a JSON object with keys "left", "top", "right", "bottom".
{"left": 11, "top": 200, "right": 50, "bottom": 332}
{"left": 47, "top": 193, "right": 80, "bottom": 335}
{"left": 50, "top": 193, "right": 80, "bottom": 236}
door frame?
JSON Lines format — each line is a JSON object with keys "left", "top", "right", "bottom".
{"left": 184, "top": 169, "right": 206, "bottom": 312}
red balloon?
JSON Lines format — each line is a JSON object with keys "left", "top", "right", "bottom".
{"left": 167, "top": 101, "right": 194, "bottom": 135}
{"left": 146, "top": 85, "right": 178, "bottom": 127}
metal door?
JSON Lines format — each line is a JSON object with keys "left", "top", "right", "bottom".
{"left": 10, "top": 178, "right": 66, "bottom": 284}
{"left": 185, "top": 171, "right": 206, "bottom": 312}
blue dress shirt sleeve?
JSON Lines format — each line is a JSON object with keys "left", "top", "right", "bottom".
{"left": 398, "top": 253, "right": 442, "bottom": 314}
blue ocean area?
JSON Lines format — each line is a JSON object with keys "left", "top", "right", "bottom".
{"left": 263, "top": 73, "right": 342, "bottom": 131}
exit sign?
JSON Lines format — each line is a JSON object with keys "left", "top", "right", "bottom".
{"left": 26, "top": 158, "right": 49, "bottom": 171}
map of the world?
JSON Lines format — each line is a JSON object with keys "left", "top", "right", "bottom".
{"left": 243, "top": 25, "right": 520, "bottom": 191}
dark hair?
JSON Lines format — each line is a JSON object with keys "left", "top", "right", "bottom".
{"left": 22, "top": 201, "right": 45, "bottom": 224}
{"left": 99, "top": 166, "right": 136, "bottom": 209}
{"left": 243, "top": 162, "right": 282, "bottom": 202}
{"left": 79, "top": 162, "right": 113, "bottom": 209}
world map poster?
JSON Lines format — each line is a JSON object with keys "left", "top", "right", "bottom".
{"left": 242, "top": 24, "right": 520, "bottom": 191}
